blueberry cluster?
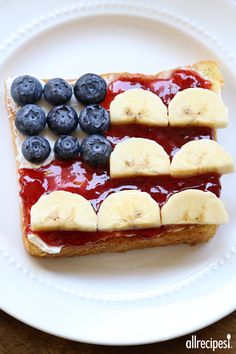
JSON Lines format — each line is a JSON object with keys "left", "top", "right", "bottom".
{"left": 11, "top": 74, "right": 112, "bottom": 166}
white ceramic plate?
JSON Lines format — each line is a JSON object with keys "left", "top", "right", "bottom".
{"left": 0, "top": 0, "right": 236, "bottom": 345}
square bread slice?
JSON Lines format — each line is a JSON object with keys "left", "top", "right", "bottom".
{"left": 5, "top": 61, "right": 225, "bottom": 257}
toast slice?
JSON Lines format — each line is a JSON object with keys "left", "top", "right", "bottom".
{"left": 5, "top": 61, "right": 228, "bottom": 257}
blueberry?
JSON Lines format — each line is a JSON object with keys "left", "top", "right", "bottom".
{"left": 22, "top": 136, "right": 51, "bottom": 163}
{"left": 47, "top": 105, "right": 78, "bottom": 135}
{"left": 54, "top": 135, "right": 80, "bottom": 161}
{"left": 11, "top": 75, "right": 42, "bottom": 105}
{"left": 79, "top": 104, "right": 110, "bottom": 134}
{"left": 81, "top": 135, "right": 112, "bottom": 167}
{"left": 44, "top": 78, "right": 72, "bottom": 105}
{"left": 74, "top": 73, "right": 107, "bottom": 105}
{"left": 15, "top": 104, "right": 46, "bottom": 136}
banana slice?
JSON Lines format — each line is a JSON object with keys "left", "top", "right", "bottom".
{"left": 170, "top": 140, "right": 234, "bottom": 177}
{"left": 110, "top": 88, "right": 168, "bottom": 126}
{"left": 31, "top": 191, "right": 97, "bottom": 232}
{"left": 168, "top": 88, "right": 228, "bottom": 128}
{"left": 110, "top": 137, "right": 170, "bottom": 178}
{"left": 97, "top": 190, "right": 161, "bottom": 231}
{"left": 161, "top": 190, "right": 228, "bottom": 225}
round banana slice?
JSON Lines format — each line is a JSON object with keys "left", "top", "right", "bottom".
{"left": 97, "top": 190, "right": 161, "bottom": 231}
{"left": 110, "top": 137, "right": 170, "bottom": 178}
{"left": 168, "top": 88, "right": 228, "bottom": 128}
{"left": 161, "top": 190, "right": 228, "bottom": 225}
{"left": 110, "top": 88, "right": 168, "bottom": 126}
{"left": 170, "top": 140, "right": 234, "bottom": 177}
{"left": 31, "top": 191, "right": 97, "bottom": 232}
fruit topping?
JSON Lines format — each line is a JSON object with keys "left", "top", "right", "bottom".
{"left": 47, "top": 105, "right": 78, "bottom": 135}
{"left": 15, "top": 104, "right": 46, "bottom": 136}
{"left": 22, "top": 136, "right": 51, "bottom": 163}
{"left": 78, "top": 104, "right": 110, "bottom": 134}
{"left": 54, "top": 135, "right": 80, "bottom": 161}
{"left": 161, "top": 190, "right": 228, "bottom": 225}
{"left": 44, "top": 78, "right": 72, "bottom": 105}
{"left": 110, "top": 138, "right": 170, "bottom": 178}
{"left": 168, "top": 88, "right": 228, "bottom": 128}
{"left": 110, "top": 88, "right": 168, "bottom": 126}
{"left": 97, "top": 190, "right": 161, "bottom": 231}
{"left": 74, "top": 73, "right": 107, "bottom": 105}
{"left": 31, "top": 191, "right": 97, "bottom": 232}
{"left": 81, "top": 134, "right": 112, "bottom": 167}
{"left": 11, "top": 75, "right": 43, "bottom": 105}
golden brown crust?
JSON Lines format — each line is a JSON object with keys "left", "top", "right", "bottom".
{"left": 5, "top": 60, "right": 223, "bottom": 257}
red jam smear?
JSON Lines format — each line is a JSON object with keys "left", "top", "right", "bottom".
{"left": 101, "top": 69, "right": 212, "bottom": 109}
{"left": 18, "top": 69, "right": 220, "bottom": 248}
{"left": 106, "top": 124, "right": 214, "bottom": 159}
{"left": 36, "top": 226, "right": 185, "bottom": 247}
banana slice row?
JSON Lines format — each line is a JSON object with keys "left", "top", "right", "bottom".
{"left": 110, "top": 88, "right": 228, "bottom": 128}
{"left": 98, "top": 189, "right": 228, "bottom": 230}
{"left": 109, "top": 138, "right": 234, "bottom": 178}
{"left": 30, "top": 190, "right": 228, "bottom": 232}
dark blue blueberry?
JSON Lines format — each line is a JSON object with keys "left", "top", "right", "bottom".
{"left": 81, "top": 135, "right": 112, "bottom": 167}
{"left": 22, "top": 136, "right": 51, "bottom": 163}
{"left": 15, "top": 104, "right": 46, "bottom": 136}
{"left": 78, "top": 104, "right": 110, "bottom": 134}
{"left": 11, "top": 75, "right": 42, "bottom": 105}
{"left": 44, "top": 78, "right": 72, "bottom": 105}
{"left": 74, "top": 73, "right": 107, "bottom": 105}
{"left": 47, "top": 105, "right": 78, "bottom": 135}
{"left": 54, "top": 135, "right": 80, "bottom": 160}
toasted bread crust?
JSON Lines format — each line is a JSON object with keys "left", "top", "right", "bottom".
{"left": 23, "top": 225, "right": 218, "bottom": 257}
{"left": 192, "top": 61, "right": 224, "bottom": 92}
{"left": 5, "top": 61, "right": 223, "bottom": 257}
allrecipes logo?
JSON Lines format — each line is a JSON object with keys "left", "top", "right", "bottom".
{"left": 186, "top": 334, "right": 232, "bottom": 351}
